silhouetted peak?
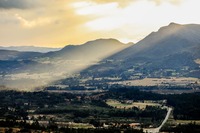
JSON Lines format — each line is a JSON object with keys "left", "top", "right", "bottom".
{"left": 84, "top": 38, "right": 124, "bottom": 46}
{"left": 60, "top": 38, "right": 126, "bottom": 52}
{"left": 126, "top": 42, "right": 134, "bottom": 45}
{"left": 156, "top": 22, "right": 184, "bottom": 35}
{"left": 168, "top": 22, "right": 181, "bottom": 26}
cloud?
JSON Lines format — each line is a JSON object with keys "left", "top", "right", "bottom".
{"left": 0, "top": 0, "right": 183, "bottom": 10}
{"left": 0, "top": 0, "right": 39, "bottom": 9}
{"left": 150, "top": 0, "right": 183, "bottom": 5}
{"left": 14, "top": 14, "right": 52, "bottom": 28}
{"left": 0, "top": 0, "right": 198, "bottom": 48}
{"left": 88, "top": 0, "right": 133, "bottom": 7}
{"left": 88, "top": 0, "right": 183, "bottom": 7}
{"left": 0, "top": 0, "right": 93, "bottom": 47}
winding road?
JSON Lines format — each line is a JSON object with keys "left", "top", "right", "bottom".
{"left": 143, "top": 107, "right": 172, "bottom": 133}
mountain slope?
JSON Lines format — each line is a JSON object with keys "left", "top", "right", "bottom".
{"left": 0, "top": 38, "right": 130, "bottom": 74}
{"left": 0, "top": 39, "right": 131, "bottom": 89}
{"left": 82, "top": 23, "right": 200, "bottom": 78}
{"left": 43, "top": 38, "right": 130, "bottom": 61}
{"left": 110, "top": 23, "right": 200, "bottom": 60}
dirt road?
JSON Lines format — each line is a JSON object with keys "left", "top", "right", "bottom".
{"left": 143, "top": 107, "right": 172, "bottom": 133}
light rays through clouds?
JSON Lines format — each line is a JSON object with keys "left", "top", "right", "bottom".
{"left": 0, "top": 0, "right": 200, "bottom": 46}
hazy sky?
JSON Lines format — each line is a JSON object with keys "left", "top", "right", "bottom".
{"left": 0, "top": 0, "right": 200, "bottom": 47}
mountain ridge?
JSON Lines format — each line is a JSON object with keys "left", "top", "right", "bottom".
{"left": 43, "top": 38, "right": 131, "bottom": 61}
{"left": 82, "top": 23, "right": 200, "bottom": 78}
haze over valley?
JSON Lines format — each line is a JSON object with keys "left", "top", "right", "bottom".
{"left": 0, "top": 38, "right": 129, "bottom": 90}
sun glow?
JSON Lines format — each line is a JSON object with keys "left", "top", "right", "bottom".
{"left": 0, "top": 0, "right": 200, "bottom": 47}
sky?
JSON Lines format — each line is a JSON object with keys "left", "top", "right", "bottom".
{"left": 0, "top": 0, "right": 200, "bottom": 48}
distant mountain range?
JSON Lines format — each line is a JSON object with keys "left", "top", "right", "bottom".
{"left": 0, "top": 38, "right": 129, "bottom": 74}
{"left": 110, "top": 23, "right": 200, "bottom": 61}
{"left": 43, "top": 38, "right": 130, "bottom": 61}
{"left": 0, "top": 39, "right": 129, "bottom": 61}
{"left": 0, "top": 46, "right": 61, "bottom": 53}
{"left": 0, "top": 38, "right": 129, "bottom": 89}
{"left": 0, "top": 23, "right": 200, "bottom": 89}
{"left": 82, "top": 23, "right": 200, "bottom": 78}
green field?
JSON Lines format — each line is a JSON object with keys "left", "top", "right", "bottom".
{"left": 106, "top": 99, "right": 161, "bottom": 110}
{"left": 167, "top": 118, "right": 200, "bottom": 125}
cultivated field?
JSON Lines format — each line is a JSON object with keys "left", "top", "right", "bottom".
{"left": 166, "top": 118, "right": 200, "bottom": 125}
{"left": 106, "top": 99, "right": 161, "bottom": 110}
{"left": 110, "top": 77, "right": 200, "bottom": 86}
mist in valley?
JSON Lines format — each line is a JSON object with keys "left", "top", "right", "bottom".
{"left": 0, "top": 39, "right": 129, "bottom": 90}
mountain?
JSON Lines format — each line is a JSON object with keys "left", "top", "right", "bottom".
{"left": 0, "top": 38, "right": 130, "bottom": 73}
{"left": 0, "top": 46, "right": 61, "bottom": 53}
{"left": 43, "top": 38, "right": 130, "bottom": 61}
{"left": 82, "top": 23, "right": 200, "bottom": 78}
{"left": 110, "top": 23, "right": 200, "bottom": 60}
{"left": 0, "top": 39, "right": 131, "bottom": 89}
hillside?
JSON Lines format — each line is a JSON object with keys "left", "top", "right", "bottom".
{"left": 43, "top": 38, "right": 130, "bottom": 61}
{"left": 82, "top": 23, "right": 200, "bottom": 78}
{"left": 0, "top": 39, "right": 130, "bottom": 89}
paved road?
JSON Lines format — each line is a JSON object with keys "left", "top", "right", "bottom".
{"left": 143, "top": 107, "right": 172, "bottom": 133}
